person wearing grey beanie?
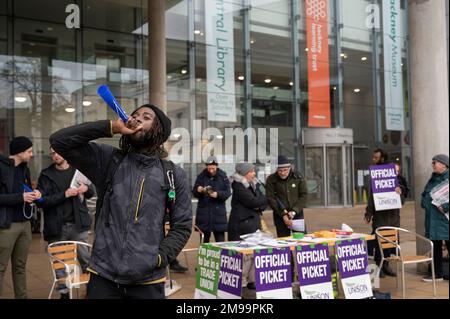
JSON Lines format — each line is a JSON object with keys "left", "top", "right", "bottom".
{"left": 228, "top": 162, "right": 267, "bottom": 290}
{"left": 432, "top": 154, "right": 449, "bottom": 168}
{"left": 420, "top": 154, "right": 449, "bottom": 282}
{"left": 235, "top": 162, "right": 255, "bottom": 177}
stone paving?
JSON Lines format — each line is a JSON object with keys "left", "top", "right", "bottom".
{"left": 1, "top": 201, "right": 448, "bottom": 299}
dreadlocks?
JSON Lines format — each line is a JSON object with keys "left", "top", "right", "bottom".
{"left": 119, "top": 112, "right": 167, "bottom": 158}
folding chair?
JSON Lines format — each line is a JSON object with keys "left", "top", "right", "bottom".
{"left": 375, "top": 227, "right": 436, "bottom": 299}
{"left": 47, "top": 241, "right": 92, "bottom": 299}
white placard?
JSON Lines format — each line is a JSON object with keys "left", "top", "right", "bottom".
{"left": 256, "top": 287, "right": 292, "bottom": 299}
{"left": 357, "top": 170, "right": 364, "bottom": 187}
{"left": 300, "top": 282, "right": 334, "bottom": 299}
{"left": 373, "top": 192, "right": 402, "bottom": 211}
{"left": 291, "top": 219, "right": 305, "bottom": 232}
{"left": 341, "top": 274, "right": 373, "bottom": 299}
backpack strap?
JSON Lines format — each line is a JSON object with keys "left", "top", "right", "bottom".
{"left": 96, "top": 149, "right": 125, "bottom": 228}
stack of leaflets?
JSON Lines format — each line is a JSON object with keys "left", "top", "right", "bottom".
{"left": 70, "top": 170, "right": 92, "bottom": 202}
{"left": 430, "top": 180, "right": 449, "bottom": 220}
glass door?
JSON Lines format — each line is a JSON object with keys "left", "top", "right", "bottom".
{"left": 344, "top": 145, "right": 354, "bottom": 206}
{"left": 326, "top": 146, "right": 343, "bottom": 206}
{"left": 305, "top": 146, "right": 325, "bottom": 206}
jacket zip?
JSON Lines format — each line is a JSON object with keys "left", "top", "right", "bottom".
{"left": 134, "top": 178, "right": 145, "bottom": 223}
{"left": 116, "top": 176, "right": 144, "bottom": 282}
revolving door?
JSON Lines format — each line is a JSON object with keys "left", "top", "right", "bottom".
{"left": 301, "top": 128, "right": 354, "bottom": 208}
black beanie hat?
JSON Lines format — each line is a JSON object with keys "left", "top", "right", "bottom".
{"left": 132, "top": 104, "right": 172, "bottom": 143}
{"left": 9, "top": 136, "right": 33, "bottom": 155}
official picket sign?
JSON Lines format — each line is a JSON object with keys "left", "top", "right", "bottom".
{"left": 217, "top": 249, "right": 243, "bottom": 299}
{"left": 295, "top": 244, "right": 334, "bottom": 299}
{"left": 370, "top": 163, "right": 402, "bottom": 211}
{"left": 254, "top": 248, "right": 292, "bottom": 299}
{"left": 336, "top": 239, "right": 373, "bottom": 299}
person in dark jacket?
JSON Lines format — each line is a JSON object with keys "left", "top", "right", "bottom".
{"left": 421, "top": 154, "right": 449, "bottom": 282}
{"left": 364, "top": 149, "right": 407, "bottom": 277}
{"left": 193, "top": 155, "right": 231, "bottom": 243}
{"left": 228, "top": 162, "right": 267, "bottom": 290}
{"left": 49, "top": 104, "right": 192, "bottom": 299}
{"left": 266, "top": 155, "right": 308, "bottom": 237}
{"left": 228, "top": 162, "right": 267, "bottom": 241}
{"left": 0, "top": 137, "right": 42, "bottom": 299}
{"left": 37, "top": 147, "right": 95, "bottom": 298}
{"left": 395, "top": 162, "right": 409, "bottom": 199}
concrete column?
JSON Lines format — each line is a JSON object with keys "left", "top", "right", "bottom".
{"left": 409, "top": 0, "right": 449, "bottom": 259}
{"left": 148, "top": 0, "right": 167, "bottom": 112}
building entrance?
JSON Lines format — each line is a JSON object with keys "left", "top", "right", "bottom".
{"left": 302, "top": 128, "right": 354, "bottom": 208}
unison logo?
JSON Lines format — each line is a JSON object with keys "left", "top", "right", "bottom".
{"left": 345, "top": 282, "right": 369, "bottom": 294}
{"left": 304, "top": 290, "right": 331, "bottom": 299}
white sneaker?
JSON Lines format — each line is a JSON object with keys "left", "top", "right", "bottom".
{"left": 422, "top": 275, "right": 443, "bottom": 282}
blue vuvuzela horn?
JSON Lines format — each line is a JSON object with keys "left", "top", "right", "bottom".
{"left": 97, "top": 84, "right": 129, "bottom": 122}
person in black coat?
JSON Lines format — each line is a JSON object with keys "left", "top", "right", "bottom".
{"left": 38, "top": 148, "right": 95, "bottom": 245}
{"left": 228, "top": 162, "right": 267, "bottom": 290}
{"left": 0, "top": 137, "right": 42, "bottom": 299}
{"left": 49, "top": 104, "right": 192, "bottom": 299}
{"left": 192, "top": 156, "right": 231, "bottom": 243}
{"left": 228, "top": 162, "right": 267, "bottom": 241}
{"left": 37, "top": 148, "right": 95, "bottom": 299}
{"left": 364, "top": 149, "right": 407, "bottom": 277}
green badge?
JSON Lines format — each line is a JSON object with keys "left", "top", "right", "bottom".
{"left": 168, "top": 190, "right": 176, "bottom": 199}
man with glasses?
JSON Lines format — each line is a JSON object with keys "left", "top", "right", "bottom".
{"left": 37, "top": 147, "right": 95, "bottom": 298}
{"left": 266, "top": 155, "right": 308, "bottom": 237}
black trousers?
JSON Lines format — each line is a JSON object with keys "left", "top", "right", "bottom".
{"left": 367, "top": 238, "right": 396, "bottom": 266}
{"left": 203, "top": 231, "right": 225, "bottom": 243}
{"left": 273, "top": 211, "right": 306, "bottom": 238}
{"left": 432, "top": 240, "right": 449, "bottom": 278}
{"left": 87, "top": 273, "right": 165, "bottom": 299}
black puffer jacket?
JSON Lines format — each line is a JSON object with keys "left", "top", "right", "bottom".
{"left": 228, "top": 173, "right": 267, "bottom": 241}
{"left": 50, "top": 120, "right": 192, "bottom": 284}
{"left": 192, "top": 168, "right": 231, "bottom": 233}
{"left": 37, "top": 164, "right": 95, "bottom": 241}
{"left": 0, "top": 155, "right": 32, "bottom": 229}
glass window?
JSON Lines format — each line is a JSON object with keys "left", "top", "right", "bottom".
{"left": 305, "top": 146, "right": 325, "bottom": 206}
{"left": 193, "top": 0, "right": 245, "bottom": 168}
{"left": 83, "top": 0, "right": 139, "bottom": 33}
{"left": 14, "top": 0, "right": 73, "bottom": 24}
{"left": 251, "top": 0, "right": 294, "bottom": 163}
{"left": 327, "top": 146, "right": 343, "bottom": 206}
{"left": 0, "top": 0, "right": 6, "bottom": 14}
{"left": 11, "top": 17, "right": 77, "bottom": 178}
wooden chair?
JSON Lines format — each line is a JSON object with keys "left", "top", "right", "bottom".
{"left": 47, "top": 241, "right": 92, "bottom": 299}
{"left": 375, "top": 227, "right": 436, "bottom": 299}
